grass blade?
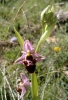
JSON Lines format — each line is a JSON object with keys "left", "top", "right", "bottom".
{"left": 14, "top": 27, "right": 24, "bottom": 48}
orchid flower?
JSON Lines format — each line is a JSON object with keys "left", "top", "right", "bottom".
{"left": 17, "top": 73, "right": 31, "bottom": 99}
{"left": 15, "top": 40, "right": 45, "bottom": 73}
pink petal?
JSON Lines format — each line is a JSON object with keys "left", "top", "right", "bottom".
{"left": 34, "top": 53, "right": 45, "bottom": 62}
{"left": 20, "top": 73, "right": 28, "bottom": 83}
{"left": 24, "top": 40, "right": 34, "bottom": 53}
{"left": 20, "top": 73, "right": 31, "bottom": 86}
{"left": 24, "top": 81, "right": 31, "bottom": 86}
{"left": 14, "top": 54, "right": 25, "bottom": 64}
{"left": 20, "top": 86, "right": 26, "bottom": 99}
{"left": 15, "top": 61, "right": 23, "bottom": 64}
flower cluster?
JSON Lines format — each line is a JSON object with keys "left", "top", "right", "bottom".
{"left": 15, "top": 40, "right": 45, "bottom": 73}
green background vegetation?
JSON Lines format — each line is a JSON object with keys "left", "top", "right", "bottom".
{"left": 0, "top": 0, "right": 68, "bottom": 100}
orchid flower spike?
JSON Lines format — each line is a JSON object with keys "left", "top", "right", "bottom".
{"left": 17, "top": 73, "right": 31, "bottom": 99}
{"left": 15, "top": 40, "right": 45, "bottom": 73}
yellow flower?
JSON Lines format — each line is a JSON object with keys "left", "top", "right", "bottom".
{"left": 54, "top": 46, "right": 61, "bottom": 51}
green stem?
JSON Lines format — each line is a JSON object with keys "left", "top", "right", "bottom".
{"left": 31, "top": 72, "right": 38, "bottom": 100}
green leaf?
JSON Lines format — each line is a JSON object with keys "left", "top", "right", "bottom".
{"left": 36, "top": 18, "right": 57, "bottom": 52}
{"left": 14, "top": 27, "right": 24, "bottom": 48}
{"left": 31, "top": 72, "right": 38, "bottom": 100}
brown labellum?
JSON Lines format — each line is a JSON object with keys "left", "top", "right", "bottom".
{"left": 17, "top": 87, "right": 22, "bottom": 93}
{"left": 25, "top": 64, "right": 36, "bottom": 73}
{"left": 23, "top": 55, "right": 36, "bottom": 73}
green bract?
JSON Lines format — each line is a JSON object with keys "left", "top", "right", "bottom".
{"left": 36, "top": 5, "right": 57, "bottom": 52}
